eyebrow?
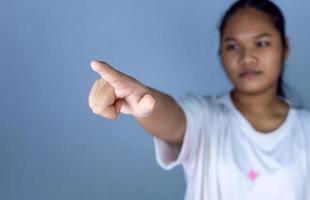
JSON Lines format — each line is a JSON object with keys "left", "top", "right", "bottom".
{"left": 223, "top": 33, "right": 272, "bottom": 42}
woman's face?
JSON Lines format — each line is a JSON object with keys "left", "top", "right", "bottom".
{"left": 220, "top": 8, "right": 288, "bottom": 95}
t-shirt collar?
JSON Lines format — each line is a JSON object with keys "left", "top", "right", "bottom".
{"left": 220, "top": 90, "right": 296, "bottom": 144}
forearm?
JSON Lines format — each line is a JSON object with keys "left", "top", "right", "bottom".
{"left": 135, "top": 87, "right": 186, "bottom": 144}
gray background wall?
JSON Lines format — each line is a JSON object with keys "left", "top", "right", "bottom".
{"left": 1, "top": 0, "right": 309, "bottom": 199}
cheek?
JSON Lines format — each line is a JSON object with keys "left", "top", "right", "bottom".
{"left": 221, "top": 54, "right": 239, "bottom": 74}
{"left": 261, "top": 51, "right": 283, "bottom": 75}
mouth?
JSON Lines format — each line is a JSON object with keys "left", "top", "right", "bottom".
{"left": 239, "top": 70, "right": 262, "bottom": 79}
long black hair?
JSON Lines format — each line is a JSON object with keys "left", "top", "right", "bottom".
{"left": 219, "top": 0, "right": 287, "bottom": 98}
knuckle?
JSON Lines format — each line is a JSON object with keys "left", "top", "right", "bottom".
{"left": 91, "top": 106, "right": 117, "bottom": 120}
{"left": 91, "top": 106, "right": 101, "bottom": 114}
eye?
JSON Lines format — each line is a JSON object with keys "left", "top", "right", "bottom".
{"left": 225, "top": 44, "right": 239, "bottom": 51}
{"left": 256, "top": 41, "right": 270, "bottom": 48}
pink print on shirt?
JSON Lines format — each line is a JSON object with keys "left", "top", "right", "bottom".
{"left": 248, "top": 170, "right": 259, "bottom": 182}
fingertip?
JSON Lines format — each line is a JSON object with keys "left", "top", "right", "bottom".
{"left": 90, "top": 59, "right": 98, "bottom": 64}
{"left": 90, "top": 60, "right": 110, "bottom": 74}
{"left": 90, "top": 60, "right": 97, "bottom": 70}
{"left": 91, "top": 59, "right": 107, "bottom": 65}
{"left": 90, "top": 59, "right": 99, "bottom": 64}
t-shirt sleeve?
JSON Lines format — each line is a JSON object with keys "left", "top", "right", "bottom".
{"left": 153, "top": 94, "right": 214, "bottom": 170}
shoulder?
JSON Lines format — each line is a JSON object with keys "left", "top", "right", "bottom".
{"left": 292, "top": 107, "right": 310, "bottom": 136}
{"left": 295, "top": 107, "right": 310, "bottom": 122}
{"left": 293, "top": 108, "right": 310, "bottom": 146}
{"left": 177, "top": 92, "right": 231, "bottom": 118}
{"left": 178, "top": 93, "right": 224, "bottom": 109}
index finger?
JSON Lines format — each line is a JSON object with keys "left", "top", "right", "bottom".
{"left": 90, "top": 60, "right": 128, "bottom": 89}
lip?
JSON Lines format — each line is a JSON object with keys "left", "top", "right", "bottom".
{"left": 239, "top": 70, "right": 262, "bottom": 79}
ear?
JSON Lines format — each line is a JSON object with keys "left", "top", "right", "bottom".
{"left": 283, "top": 37, "right": 290, "bottom": 59}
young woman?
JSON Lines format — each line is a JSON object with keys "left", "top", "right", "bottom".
{"left": 88, "top": 0, "right": 310, "bottom": 199}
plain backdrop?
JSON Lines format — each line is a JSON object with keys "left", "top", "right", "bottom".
{"left": 1, "top": 0, "right": 309, "bottom": 199}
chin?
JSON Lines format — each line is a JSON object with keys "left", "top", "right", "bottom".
{"left": 233, "top": 85, "right": 271, "bottom": 96}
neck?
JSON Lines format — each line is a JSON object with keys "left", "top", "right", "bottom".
{"left": 231, "top": 88, "right": 284, "bottom": 115}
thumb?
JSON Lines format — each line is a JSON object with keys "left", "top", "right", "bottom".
{"left": 134, "top": 93, "right": 156, "bottom": 117}
{"left": 90, "top": 60, "right": 129, "bottom": 89}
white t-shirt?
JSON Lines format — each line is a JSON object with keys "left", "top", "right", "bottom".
{"left": 154, "top": 91, "right": 310, "bottom": 200}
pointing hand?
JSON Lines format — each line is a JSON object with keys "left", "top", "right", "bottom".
{"left": 88, "top": 60, "right": 156, "bottom": 119}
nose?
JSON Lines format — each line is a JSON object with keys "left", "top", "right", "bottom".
{"left": 239, "top": 48, "right": 258, "bottom": 65}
